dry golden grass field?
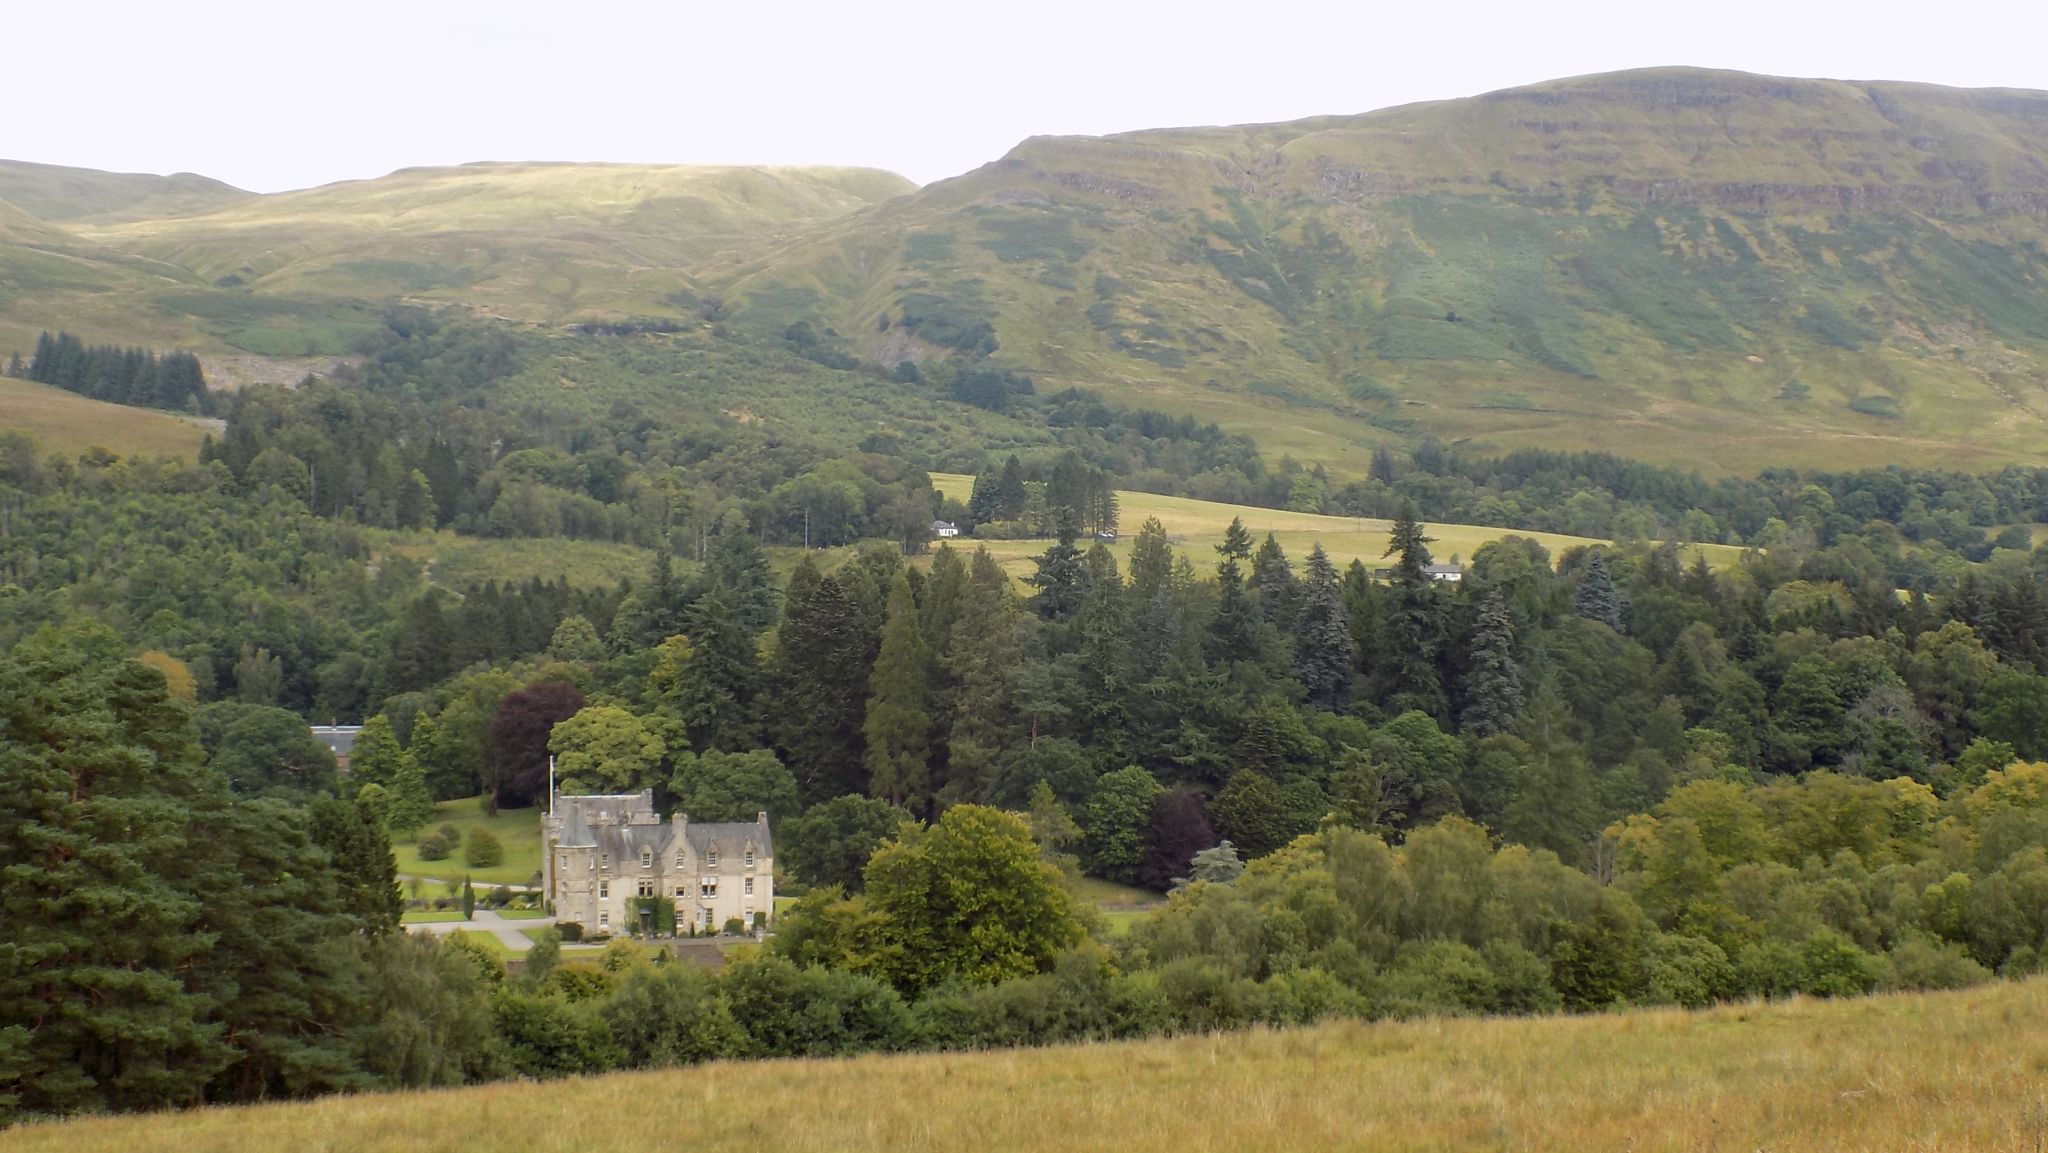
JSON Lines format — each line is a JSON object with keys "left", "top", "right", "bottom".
{"left": 0, "top": 378, "right": 211, "bottom": 458}
{"left": 929, "top": 473, "right": 1746, "bottom": 583}
{"left": 9, "top": 979, "right": 2046, "bottom": 1152}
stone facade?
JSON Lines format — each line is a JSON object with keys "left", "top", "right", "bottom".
{"left": 541, "top": 790, "right": 772, "bottom": 936}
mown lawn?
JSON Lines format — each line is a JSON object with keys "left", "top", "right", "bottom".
{"left": 14, "top": 979, "right": 2048, "bottom": 1152}
{"left": 392, "top": 799, "right": 542, "bottom": 887}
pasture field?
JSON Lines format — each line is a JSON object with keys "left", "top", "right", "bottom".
{"left": 929, "top": 473, "right": 1745, "bottom": 583}
{"left": 391, "top": 799, "right": 542, "bottom": 888}
{"left": 0, "top": 377, "right": 212, "bottom": 458}
{"left": 9, "top": 978, "right": 2045, "bottom": 1152}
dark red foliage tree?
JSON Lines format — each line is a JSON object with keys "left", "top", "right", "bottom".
{"left": 487, "top": 680, "right": 585, "bottom": 811}
{"left": 1139, "top": 788, "right": 1215, "bottom": 892}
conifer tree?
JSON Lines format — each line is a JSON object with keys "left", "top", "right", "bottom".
{"left": 1250, "top": 533, "right": 1298, "bottom": 633}
{"left": 996, "top": 455, "right": 1027, "bottom": 520}
{"left": 864, "top": 572, "right": 933, "bottom": 811}
{"left": 1574, "top": 551, "right": 1623, "bottom": 632}
{"left": 1075, "top": 544, "right": 1134, "bottom": 756}
{"left": 1027, "top": 510, "right": 1088, "bottom": 622}
{"left": 658, "top": 586, "right": 762, "bottom": 752}
{"left": 967, "top": 470, "right": 1002, "bottom": 527}
{"left": 1460, "top": 590, "right": 1523, "bottom": 736}
{"left": 1293, "top": 543, "right": 1355, "bottom": 711}
{"left": 1379, "top": 504, "right": 1446, "bottom": 718}
{"left": 945, "top": 549, "right": 1019, "bottom": 804}
{"left": 1206, "top": 517, "right": 1261, "bottom": 665}
{"left": 768, "top": 561, "right": 871, "bottom": 803}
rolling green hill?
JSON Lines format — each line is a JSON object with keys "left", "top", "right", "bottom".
{"left": 10, "top": 69, "right": 2048, "bottom": 475}
{"left": 718, "top": 68, "right": 2048, "bottom": 474}
{"left": 0, "top": 163, "right": 915, "bottom": 376}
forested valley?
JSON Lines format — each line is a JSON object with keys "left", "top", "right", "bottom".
{"left": 9, "top": 311, "right": 2048, "bottom": 1124}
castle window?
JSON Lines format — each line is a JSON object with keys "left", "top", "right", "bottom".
{"left": 676, "top": 850, "right": 685, "bottom": 869}
{"left": 707, "top": 848, "right": 719, "bottom": 868}
{"left": 700, "top": 878, "right": 718, "bottom": 899}
{"left": 638, "top": 879, "right": 654, "bottom": 897}
{"left": 744, "top": 876, "right": 754, "bottom": 896}
{"left": 640, "top": 846, "right": 652, "bottom": 869}
{"left": 599, "top": 881, "right": 609, "bottom": 899}
{"left": 744, "top": 848, "right": 755, "bottom": 869}
{"left": 599, "top": 911, "right": 609, "bottom": 928}
{"left": 599, "top": 853, "right": 609, "bottom": 871}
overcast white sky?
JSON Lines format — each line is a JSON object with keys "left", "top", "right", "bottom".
{"left": 7, "top": 0, "right": 2047, "bottom": 193}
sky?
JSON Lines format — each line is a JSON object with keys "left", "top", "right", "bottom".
{"left": 7, "top": 0, "right": 2048, "bottom": 193}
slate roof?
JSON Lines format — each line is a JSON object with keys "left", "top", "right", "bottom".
{"left": 552, "top": 796, "right": 772, "bottom": 858}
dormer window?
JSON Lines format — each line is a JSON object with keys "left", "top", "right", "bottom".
{"left": 744, "top": 848, "right": 755, "bottom": 869}
{"left": 675, "top": 850, "right": 685, "bottom": 869}
{"left": 599, "top": 853, "right": 609, "bottom": 871}
{"left": 707, "top": 847, "right": 719, "bottom": 868}
{"left": 640, "top": 846, "right": 653, "bottom": 869}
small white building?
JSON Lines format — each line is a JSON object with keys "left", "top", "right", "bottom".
{"left": 932, "top": 519, "right": 961, "bottom": 538}
{"left": 1424, "top": 563, "right": 1464, "bottom": 583}
{"left": 542, "top": 790, "right": 773, "bottom": 936}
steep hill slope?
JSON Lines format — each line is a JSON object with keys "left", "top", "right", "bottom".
{"left": 718, "top": 68, "right": 2048, "bottom": 474}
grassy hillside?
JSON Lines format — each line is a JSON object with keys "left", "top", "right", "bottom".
{"left": 719, "top": 68, "right": 2048, "bottom": 476}
{"left": 0, "top": 377, "right": 212, "bottom": 457}
{"left": 12, "top": 978, "right": 2045, "bottom": 1151}
{"left": 0, "top": 163, "right": 915, "bottom": 378}
{"left": 928, "top": 473, "right": 1745, "bottom": 582}
{"left": 0, "top": 160, "right": 249, "bottom": 223}
{"left": 12, "top": 70, "right": 2048, "bottom": 474}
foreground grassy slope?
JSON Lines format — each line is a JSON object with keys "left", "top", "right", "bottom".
{"left": 0, "top": 377, "right": 212, "bottom": 457}
{"left": 721, "top": 68, "right": 2048, "bottom": 475}
{"left": 14, "top": 979, "right": 2046, "bottom": 1152}
{"left": 929, "top": 473, "right": 1744, "bottom": 581}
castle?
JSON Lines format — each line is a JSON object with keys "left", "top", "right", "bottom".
{"left": 541, "top": 790, "right": 772, "bottom": 936}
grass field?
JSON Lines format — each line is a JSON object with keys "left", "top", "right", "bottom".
{"left": 397, "top": 910, "right": 468, "bottom": 925}
{"left": 929, "top": 474, "right": 1744, "bottom": 583}
{"left": 13, "top": 978, "right": 2047, "bottom": 1151}
{"left": 391, "top": 800, "right": 542, "bottom": 888}
{"left": 369, "top": 529, "right": 651, "bottom": 592}
{"left": 0, "top": 377, "right": 212, "bottom": 459}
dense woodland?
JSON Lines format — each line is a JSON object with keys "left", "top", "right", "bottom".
{"left": 9, "top": 331, "right": 212, "bottom": 414}
{"left": 10, "top": 315, "right": 2048, "bottom": 1122}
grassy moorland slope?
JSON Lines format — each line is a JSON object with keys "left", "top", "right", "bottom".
{"left": 10, "top": 979, "right": 2045, "bottom": 1152}
{"left": 0, "top": 377, "right": 211, "bottom": 457}
{"left": 0, "top": 163, "right": 914, "bottom": 372}
{"left": 722, "top": 69, "right": 2048, "bottom": 475}
{"left": 11, "top": 70, "right": 2048, "bottom": 474}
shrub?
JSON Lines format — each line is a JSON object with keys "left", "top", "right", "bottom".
{"left": 466, "top": 827, "right": 504, "bottom": 868}
{"left": 724, "top": 917, "right": 747, "bottom": 936}
{"left": 1885, "top": 935, "right": 1992, "bottom": 991}
{"left": 417, "top": 832, "right": 451, "bottom": 861}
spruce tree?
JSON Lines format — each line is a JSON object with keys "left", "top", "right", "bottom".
{"left": 864, "top": 572, "right": 933, "bottom": 811}
{"left": 1250, "top": 533, "right": 1298, "bottom": 633}
{"left": 1075, "top": 544, "right": 1134, "bottom": 758}
{"left": 1379, "top": 504, "right": 1446, "bottom": 718}
{"left": 1206, "top": 517, "right": 1261, "bottom": 666}
{"left": 945, "top": 549, "right": 1020, "bottom": 804}
{"left": 3, "top": 350, "right": 20, "bottom": 378}
{"left": 1460, "top": 589, "right": 1523, "bottom": 736}
{"left": 996, "top": 455, "right": 1028, "bottom": 520}
{"left": 768, "top": 562, "right": 871, "bottom": 803}
{"left": 967, "top": 470, "right": 1002, "bottom": 527}
{"left": 662, "top": 586, "right": 762, "bottom": 752}
{"left": 1574, "top": 551, "right": 1623, "bottom": 632}
{"left": 1293, "top": 543, "right": 1355, "bottom": 711}
{"left": 1027, "top": 511, "right": 1088, "bottom": 622}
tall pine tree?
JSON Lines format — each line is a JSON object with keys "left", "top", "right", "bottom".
{"left": 864, "top": 572, "right": 933, "bottom": 812}
{"left": 1379, "top": 504, "right": 1446, "bottom": 719}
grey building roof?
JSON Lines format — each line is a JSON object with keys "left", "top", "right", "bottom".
{"left": 552, "top": 796, "right": 772, "bottom": 858}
